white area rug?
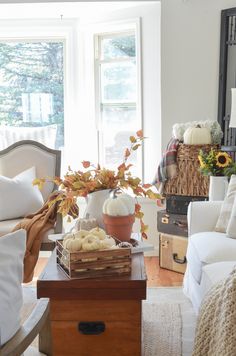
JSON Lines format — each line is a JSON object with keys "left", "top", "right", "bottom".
{"left": 22, "top": 286, "right": 196, "bottom": 356}
{"left": 146, "top": 287, "right": 197, "bottom": 356}
{"left": 143, "top": 302, "right": 182, "bottom": 356}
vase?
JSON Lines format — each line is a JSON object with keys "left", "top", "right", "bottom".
{"left": 103, "top": 214, "right": 135, "bottom": 242}
{"left": 208, "top": 176, "right": 229, "bottom": 201}
{"left": 83, "top": 189, "right": 111, "bottom": 229}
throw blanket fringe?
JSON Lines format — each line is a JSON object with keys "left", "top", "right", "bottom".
{"left": 12, "top": 191, "right": 60, "bottom": 283}
{"left": 153, "top": 138, "right": 179, "bottom": 193}
{"left": 193, "top": 265, "right": 236, "bottom": 356}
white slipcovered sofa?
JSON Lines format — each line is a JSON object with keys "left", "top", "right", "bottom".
{"left": 183, "top": 200, "right": 236, "bottom": 313}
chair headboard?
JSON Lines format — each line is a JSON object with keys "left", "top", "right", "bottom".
{"left": 0, "top": 140, "right": 61, "bottom": 202}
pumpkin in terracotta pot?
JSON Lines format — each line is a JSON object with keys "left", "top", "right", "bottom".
{"left": 102, "top": 192, "right": 135, "bottom": 242}
{"left": 183, "top": 125, "right": 212, "bottom": 145}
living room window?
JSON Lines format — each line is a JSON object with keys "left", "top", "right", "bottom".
{"left": 0, "top": 40, "right": 64, "bottom": 150}
{"left": 94, "top": 23, "right": 142, "bottom": 177}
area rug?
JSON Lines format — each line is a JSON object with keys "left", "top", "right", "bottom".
{"left": 143, "top": 302, "right": 182, "bottom": 356}
{"left": 146, "top": 287, "right": 197, "bottom": 356}
{"left": 22, "top": 286, "right": 196, "bottom": 356}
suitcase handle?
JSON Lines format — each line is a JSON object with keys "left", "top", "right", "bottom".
{"left": 172, "top": 253, "right": 187, "bottom": 264}
{"left": 173, "top": 220, "right": 188, "bottom": 228}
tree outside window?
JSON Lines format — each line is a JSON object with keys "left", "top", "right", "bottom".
{"left": 0, "top": 41, "right": 64, "bottom": 149}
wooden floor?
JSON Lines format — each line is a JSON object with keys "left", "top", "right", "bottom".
{"left": 33, "top": 256, "right": 183, "bottom": 287}
{"left": 145, "top": 256, "right": 183, "bottom": 287}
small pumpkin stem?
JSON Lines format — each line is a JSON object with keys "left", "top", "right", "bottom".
{"left": 111, "top": 188, "right": 122, "bottom": 199}
{"left": 196, "top": 124, "right": 201, "bottom": 128}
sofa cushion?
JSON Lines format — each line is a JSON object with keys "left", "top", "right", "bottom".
{"left": 187, "top": 231, "right": 236, "bottom": 283}
{"left": 0, "top": 167, "right": 44, "bottom": 221}
{"left": 201, "top": 261, "right": 236, "bottom": 295}
{"left": 215, "top": 174, "right": 236, "bottom": 233}
{"left": 0, "top": 229, "right": 26, "bottom": 345}
{"left": 0, "top": 219, "right": 54, "bottom": 243}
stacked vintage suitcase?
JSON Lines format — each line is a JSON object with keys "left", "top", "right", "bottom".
{"left": 157, "top": 144, "right": 212, "bottom": 274}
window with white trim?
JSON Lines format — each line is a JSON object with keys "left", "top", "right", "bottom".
{"left": 94, "top": 25, "right": 142, "bottom": 177}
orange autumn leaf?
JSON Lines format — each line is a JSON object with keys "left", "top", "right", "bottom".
{"left": 142, "top": 183, "right": 152, "bottom": 189}
{"left": 118, "top": 163, "right": 126, "bottom": 171}
{"left": 136, "top": 129, "right": 143, "bottom": 138}
{"left": 135, "top": 203, "right": 141, "bottom": 213}
{"left": 82, "top": 161, "right": 90, "bottom": 168}
{"left": 125, "top": 148, "right": 131, "bottom": 158}
{"left": 135, "top": 211, "right": 144, "bottom": 219}
{"left": 141, "top": 222, "right": 148, "bottom": 233}
{"left": 129, "top": 135, "right": 136, "bottom": 143}
{"left": 142, "top": 232, "right": 148, "bottom": 240}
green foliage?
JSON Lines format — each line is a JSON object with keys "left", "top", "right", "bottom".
{"left": 224, "top": 162, "right": 236, "bottom": 177}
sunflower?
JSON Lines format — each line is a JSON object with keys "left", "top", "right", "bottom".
{"left": 215, "top": 152, "right": 232, "bottom": 168}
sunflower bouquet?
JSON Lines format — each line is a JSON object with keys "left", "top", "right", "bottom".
{"left": 198, "top": 149, "right": 232, "bottom": 176}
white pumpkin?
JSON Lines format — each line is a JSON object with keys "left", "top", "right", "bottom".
{"left": 82, "top": 234, "right": 101, "bottom": 251}
{"left": 74, "top": 217, "right": 98, "bottom": 231}
{"left": 74, "top": 230, "right": 89, "bottom": 240}
{"left": 183, "top": 126, "right": 212, "bottom": 145}
{"left": 89, "top": 227, "right": 106, "bottom": 240}
{"left": 63, "top": 237, "right": 82, "bottom": 252}
{"left": 103, "top": 193, "right": 135, "bottom": 216}
{"left": 62, "top": 233, "right": 73, "bottom": 243}
{"left": 100, "top": 236, "right": 116, "bottom": 250}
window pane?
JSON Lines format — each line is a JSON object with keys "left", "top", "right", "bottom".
{"left": 101, "top": 61, "right": 136, "bottom": 102}
{"left": 0, "top": 42, "right": 64, "bottom": 149}
{"left": 100, "top": 106, "right": 141, "bottom": 177}
{"left": 101, "top": 34, "right": 135, "bottom": 60}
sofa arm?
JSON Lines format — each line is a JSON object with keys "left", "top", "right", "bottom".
{"left": 187, "top": 201, "right": 223, "bottom": 236}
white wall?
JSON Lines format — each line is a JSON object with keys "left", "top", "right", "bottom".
{"left": 161, "top": 0, "right": 236, "bottom": 150}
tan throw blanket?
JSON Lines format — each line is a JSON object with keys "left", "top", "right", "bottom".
{"left": 193, "top": 266, "right": 236, "bottom": 356}
{"left": 12, "top": 191, "right": 60, "bottom": 283}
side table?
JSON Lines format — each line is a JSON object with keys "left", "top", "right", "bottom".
{"left": 37, "top": 250, "right": 146, "bottom": 356}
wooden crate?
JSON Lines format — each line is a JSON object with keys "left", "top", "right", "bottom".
{"left": 159, "top": 233, "right": 188, "bottom": 274}
{"left": 56, "top": 240, "right": 131, "bottom": 279}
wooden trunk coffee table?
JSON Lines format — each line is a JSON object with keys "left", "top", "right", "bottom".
{"left": 37, "top": 250, "right": 146, "bottom": 356}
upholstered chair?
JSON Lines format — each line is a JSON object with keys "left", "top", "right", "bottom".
{"left": 0, "top": 140, "right": 62, "bottom": 250}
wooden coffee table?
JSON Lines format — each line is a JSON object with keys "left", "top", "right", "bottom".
{"left": 37, "top": 250, "right": 146, "bottom": 356}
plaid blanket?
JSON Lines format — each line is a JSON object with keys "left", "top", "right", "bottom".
{"left": 153, "top": 138, "right": 179, "bottom": 193}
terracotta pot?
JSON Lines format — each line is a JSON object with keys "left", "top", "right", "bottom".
{"left": 103, "top": 214, "right": 135, "bottom": 242}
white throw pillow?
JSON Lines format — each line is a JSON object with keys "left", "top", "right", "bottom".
{"left": 0, "top": 229, "right": 26, "bottom": 345}
{"left": 215, "top": 175, "right": 236, "bottom": 233}
{"left": 0, "top": 167, "right": 44, "bottom": 221}
{"left": 226, "top": 196, "right": 236, "bottom": 239}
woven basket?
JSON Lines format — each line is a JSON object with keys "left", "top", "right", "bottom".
{"left": 164, "top": 144, "right": 218, "bottom": 197}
